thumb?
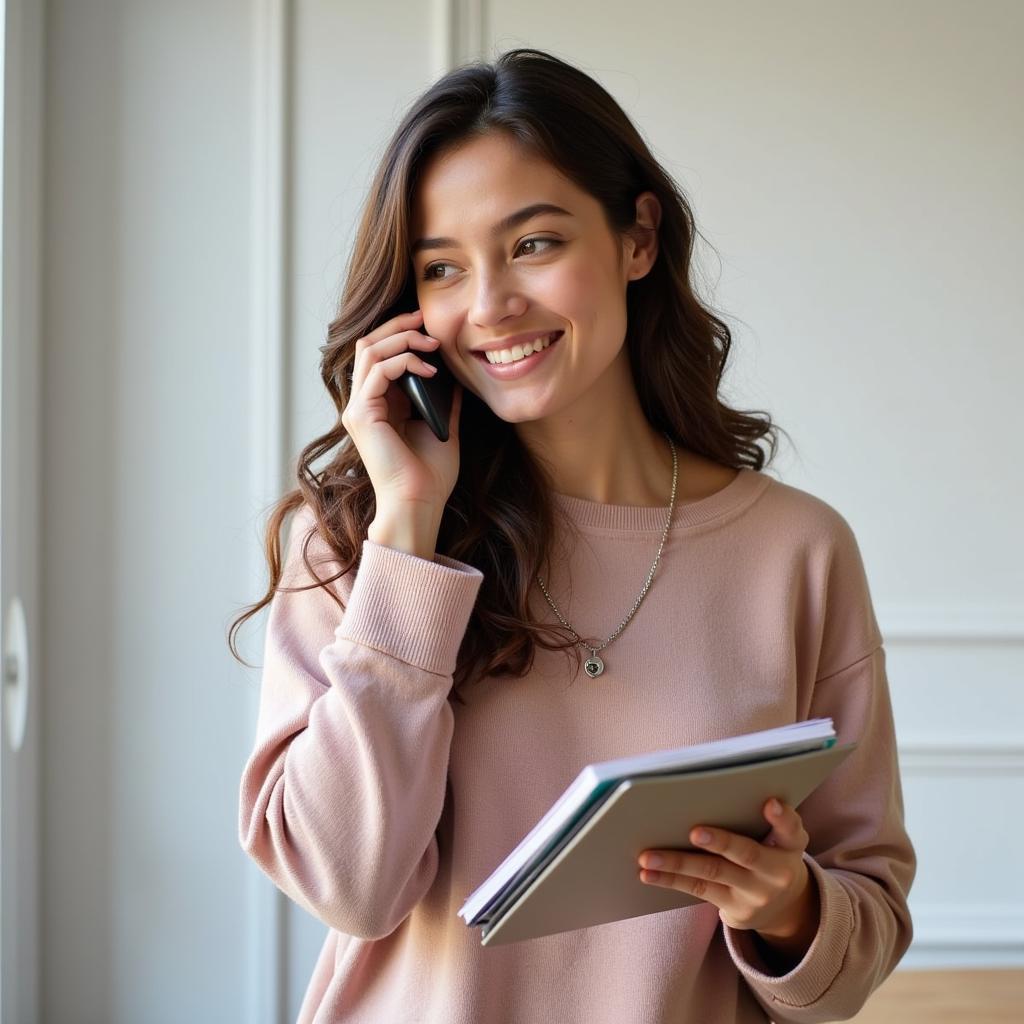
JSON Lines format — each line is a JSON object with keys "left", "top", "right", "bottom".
{"left": 763, "top": 798, "right": 804, "bottom": 851}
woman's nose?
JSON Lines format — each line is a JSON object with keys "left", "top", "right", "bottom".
{"left": 469, "top": 272, "right": 527, "bottom": 326}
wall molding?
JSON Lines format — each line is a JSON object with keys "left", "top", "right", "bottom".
{"left": 879, "top": 605, "right": 1024, "bottom": 642}
{"left": 910, "top": 904, "right": 1024, "bottom": 950}
{"left": 898, "top": 753, "right": 1024, "bottom": 959}
{"left": 431, "top": 0, "right": 488, "bottom": 79}
{"left": 898, "top": 739, "right": 1024, "bottom": 774}
{"left": 246, "top": 1, "right": 291, "bottom": 1023}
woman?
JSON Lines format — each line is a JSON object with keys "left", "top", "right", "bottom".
{"left": 231, "top": 47, "right": 915, "bottom": 1023}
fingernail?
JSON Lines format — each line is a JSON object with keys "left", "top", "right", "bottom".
{"left": 694, "top": 829, "right": 712, "bottom": 844}
{"left": 770, "top": 799, "right": 782, "bottom": 815}
{"left": 646, "top": 854, "right": 664, "bottom": 868}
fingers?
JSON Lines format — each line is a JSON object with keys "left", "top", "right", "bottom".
{"left": 367, "top": 345, "right": 436, "bottom": 388}
{"left": 352, "top": 325, "right": 440, "bottom": 393}
{"left": 640, "top": 871, "right": 731, "bottom": 905}
{"left": 685, "top": 825, "right": 766, "bottom": 874}
{"left": 638, "top": 847, "right": 745, "bottom": 894}
{"left": 637, "top": 802, "right": 812, "bottom": 919}
{"left": 637, "top": 802, "right": 805, "bottom": 877}
{"left": 360, "top": 308, "right": 423, "bottom": 344}
{"left": 761, "top": 798, "right": 810, "bottom": 853}
{"left": 687, "top": 802, "right": 806, "bottom": 872}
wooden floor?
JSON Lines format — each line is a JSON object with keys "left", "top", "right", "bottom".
{"left": 849, "top": 969, "right": 1024, "bottom": 1023}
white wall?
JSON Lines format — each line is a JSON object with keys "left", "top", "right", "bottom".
{"left": 35, "top": 1, "right": 1022, "bottom": 1021}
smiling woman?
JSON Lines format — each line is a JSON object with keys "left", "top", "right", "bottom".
{"left": 227, "top": 43, "right": 788, "bottom": 707}
{"left": 231, "top": 46, "right": 915, "bottom": 1024}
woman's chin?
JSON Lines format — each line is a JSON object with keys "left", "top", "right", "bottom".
{"left": 480, "top": 393, "right": 552, "bottom": 423}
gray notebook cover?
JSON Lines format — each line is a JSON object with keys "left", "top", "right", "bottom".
{"left": 478, "top": 741, "right": 855, "bottom": 946}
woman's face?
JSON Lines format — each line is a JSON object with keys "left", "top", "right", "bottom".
{"left": 409, "top": 132, "right": 654, "bottom": 425}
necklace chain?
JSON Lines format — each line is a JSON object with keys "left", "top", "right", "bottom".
{"left": 535, "top": 433, "right": 678, "bottom": 678}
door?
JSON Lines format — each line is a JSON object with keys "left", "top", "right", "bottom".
{"left": 1, "top": 0, "right": 42, "bottom": 1020}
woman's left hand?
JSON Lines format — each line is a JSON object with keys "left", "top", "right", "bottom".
{"left": 636, "top": 797, "right": 818, "bottom": 939}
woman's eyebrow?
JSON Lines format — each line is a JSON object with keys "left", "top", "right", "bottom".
{"left": 411, "top": 203, "right": 573, "bottom": 256}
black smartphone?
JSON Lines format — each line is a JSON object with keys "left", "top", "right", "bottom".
{"left": 397, "top": 323, "right": 455, "bottom": 441}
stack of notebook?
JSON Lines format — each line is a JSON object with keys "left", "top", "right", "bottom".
{"left": 458, "top": 718, "right": 854, "bottom": 946}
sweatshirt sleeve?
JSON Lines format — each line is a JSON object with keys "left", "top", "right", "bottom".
{"left": 237, "top": 504, "right": 484, "bottom": 940}
{"left": 722, "top": 512, "right": 917, "bottom": 1023}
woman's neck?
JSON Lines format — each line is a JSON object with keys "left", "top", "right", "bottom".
{"left": 518, "top": 418, "right": 735, "bottom": 508}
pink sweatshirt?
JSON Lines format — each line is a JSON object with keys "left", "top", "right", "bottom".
{"left": 238, "top": 467, "right": 916, "bottom": 1023}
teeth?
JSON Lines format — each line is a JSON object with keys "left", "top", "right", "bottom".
{"left": 485, "top": 332, "right": 560, "bottom": 364}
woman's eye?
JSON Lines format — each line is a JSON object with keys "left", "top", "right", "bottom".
{"left": 421, "top": 236, "right": 560, "bottom": 282}
{"left": 422, "top": 261, "right": 455, "bottom": 282}
{"left": 516, "top": 236, "right": 559, "bottom": 257}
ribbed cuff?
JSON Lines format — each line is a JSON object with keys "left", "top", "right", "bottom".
{"left": 335, "top": 539, "right": 484, "bottom": 677}
{"left": 723, "top": 852, "right": 854, "bottom": 1009}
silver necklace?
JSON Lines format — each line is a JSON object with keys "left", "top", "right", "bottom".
{"left": 536, "top": 433, "right": 678, "bottom": 679}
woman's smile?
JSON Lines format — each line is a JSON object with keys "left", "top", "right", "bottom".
{"left": 471, "top": 330, "right": 564, "bottom": 380}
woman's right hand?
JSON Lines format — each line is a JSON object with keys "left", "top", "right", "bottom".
{"left": 341, "top": 308, "right": 463, "bottom": 523}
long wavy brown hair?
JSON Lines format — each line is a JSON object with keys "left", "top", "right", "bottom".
{"left": 227, "top": 46, "right": 790, "bottom": 704}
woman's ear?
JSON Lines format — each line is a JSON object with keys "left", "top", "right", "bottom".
{"left": 624, "top": 191, "right": 661, "bottom": 282}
